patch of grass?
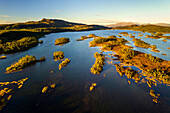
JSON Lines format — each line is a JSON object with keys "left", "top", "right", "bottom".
{"left": 53, "top": 51, "right": 64, "bottom": 60}
{"left": 55, "top": 37, "right": 70, "bottom": 45}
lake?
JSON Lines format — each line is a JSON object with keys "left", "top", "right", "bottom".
{"left": 0, "top": 30, "right": 170, "bottom": 113}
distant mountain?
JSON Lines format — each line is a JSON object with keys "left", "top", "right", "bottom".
{"left": 106, "top": 22, "right": 138, "bottom": 27}
{"left": 154, "top": 23, "right": 170, "bottom": 27}
{"left": 0, "top": 18, "right": 107, "bottom": 30}
{"left": 0, "top": 18, "right": 108, "bottom": 42}
{"left": 106, "top": 22, "right": 170, "bottom": 27}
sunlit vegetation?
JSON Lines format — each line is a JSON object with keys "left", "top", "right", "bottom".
{"left": 58, "top": 58, "right": 71, "bottom": 70}
{"left": 138, "top": 33, "right": 143, "bottom": 36}
{"left": 91, "top": 52, "right": 105, "bottom": 74}
{"left": 80, "top": 36, "right": 88, "bottom": 40}
{"left": 88, "top": 34, "right": 98, "bottom": 38}
{"left": 114, "top": 64, "right": 140, "bottom": 82}
{"left": 162, "top": 54, "right": 167, "bottom": 56}
{"left": 144, "top": 53, "right": 162, "bottom": 63}
{"left": 89, "top": 35, "right": 127, "bottom": 47}
{"left": 145, "top": 35, "right": 159, "bottom": 39}
{"left": 114, "top": 25, "right": 170, "bottom": 33}
{"left": 90, "top": 83, "right": 97, "bottom": 91}
{"left": 76, "top": 35, "right": 92, "bottom": 41}
{"left": 6, "top": 55, "right": 45, "bottom": 73}
{"left": 0, "top": 37, "right": 39, "bottom": 54}
{"left": 162, "top": 39, "right": 167, "bottom": 42}
{"left": 150, "top": 89, "right": 160, "bottom": 103}
{"left": 0, "top": 18, "right": 107, "bottom": 53}
{"left": 55, "top": 37, "right": 70, "bottom": 45}
{"left": 42, "top": 86, "right": 48, "bottom": 93}
{"left": 132, "top": 38, "right": 160, "bottom": 52}
{"left": 119, "top": 32, "right": 128, "bottom": 35}
{"left": 53, "top": 51, "right": 64, "bottom": 60}
{"left": 150, "top": 45, "right": 160, "bottom": 52}
{"left": 39, "top": 40, "right": 43, "bottom": 43}
{"left": 132, "top": 38, "right": 150, "bottom": 48}
{"left": 76, "top": 34, "right": 99, "bottom": 41}
{"left": 89, "top": 34, "right": 170, "bottom": 85}
{"left": 117, "top": 35, "right": 122, "bottom": 37}
{"left": 114, "top": 63, "right": 166, "bottom": 103}
{"left": 161, "top": 36, "right": 170, "bottom": 39}
{"left": 130, "top": 35, "right": 135, "bottom": 38}
{"left": 145, "top": 35, "right": 170, "bottom": 39}
{"left": 0, "top": 77, "right": 28, "bottom": 110}
{"left": 50, "top": 84, "right": 56, "bottom": 88}
{"left": 37, "top": 57, "right": 46, "bottom": 62}
{"left": 146, "top": 68, "right": 169, "bottom": 84}
{"left": 0, "top": 88, "right": 12, "bottom": 110}
{"left": 42, "top": 84, "right": 56, "bottom": 94}
{"left": 118, "top": 48, "right": 135, "bottom": 60}
{"left": 0, "top": 56, "right": 6, "bottom": 59}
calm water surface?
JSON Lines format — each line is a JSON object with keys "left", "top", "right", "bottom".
{"left": 0, "top": 30, "right": 170, "bottom": 113}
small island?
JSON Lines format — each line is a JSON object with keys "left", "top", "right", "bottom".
{"left": 53, "top": 51, "right": 64, "bottom": 60}
{"left": 6, "top": 55, "right": 45, "bottom": 73}
{"left": 132, "top": 38, "right": 160, "bottom": 52}
{"left": 89, "top": 34, "right": 170, "bottom": 84}
{"left": 91, "top": 52, "right": 105, "bottom": 74}
{"left": 58, "top": 58, "right": 71, "bottom": 70}
{"left": 0, "top": 37, "right": 39, "bottom": 54}
{"left": 55, "top": 37, "right": 70, "bottom": 45}
{"left": 76, "top": 34, "right": 97, "bottom": 41}
{"left": 0, "top": 56, "right": 6, "bottom": 59}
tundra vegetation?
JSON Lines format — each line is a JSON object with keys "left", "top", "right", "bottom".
{"left": 42, "top": 84, "right": 56, "bottom": 94}
{"left": 131, "top": 38, "right": 160, "bottom": 52}
{"left": 90, "top": 83, "right": 97, "bottom": 91}
{"left": 91, "top": 52, "right": 105, "bottom": 74}
{"left": 0, "top": 55, "right": 6, "bottom": 59}
{"left": 89, "top": 34, "right": 170, "bottom": 85}
{"left": 0, "top": 77, "right": 28, "bottom": 110}
{"left": 114, "top": 25, "right": 170, "bottom": 34}
{"left": 76, "top": 34, "right": 98, "bottom": 41}
{"left": 150, "top": 89, "right": 160, "bottom": 103}
{"left": 0, "top": 18, "right": 107, "bottom": 54}
{"left": 55, "top": 37, "right": 70, "bottom": 45}
{"left": 53, "top": 51, "right": 64, "bottom": 60}
{"left": 6, "top": 55, "right": 45, "bottom": 73}
{"left": 58, "top": 58, "right": 71, "bottom": 70}
{"left": 0, "top": 37, "right": 39, "bottom": 54}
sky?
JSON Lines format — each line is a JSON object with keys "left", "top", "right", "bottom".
{"left": 0, "top": 0, "right": 170, "bottom": 25}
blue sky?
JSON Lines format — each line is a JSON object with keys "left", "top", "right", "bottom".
{"left": 0, "top": 0, "right": 169, "bottom": 25}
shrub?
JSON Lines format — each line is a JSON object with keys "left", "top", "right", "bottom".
{"left": 55, "top": 37, "right": 70, "bottom": 45}
{"left": 58, "top": 58, "right": 70, "bottom": 70}
{"left": 119, "top": 48, "right": 135, "bottom": 60}
{"left": 91, "top": 52, "right": 105, "bottom": 74}
{"left": 6, "top": 55, "right": 37, "bottom": 73}
{"left": 53, "top": 51, "right": 64, "bottom": 60}
{"left": 0, "top": 37, "right": 39, "bottom": 54}
{"left": 88, "top": 34, "right": 97, "bottom": 37}
{"left": 132, "top": 38, "right": 150, "bottom": 48}
{"left": 144, "top": 53, "right": 162, "bottom": 63}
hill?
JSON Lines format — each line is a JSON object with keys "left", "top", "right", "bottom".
{"left": 113, "top": 25, "right": 170, "bottom": 33}
{"left": 106, "top": 22, "right": 138, "bottom": 27}
{"left": 0, "top": 18, "right": 107, "bottom": 54}
{"left": 0, "top": 18, "right": 107, "bottom": 42}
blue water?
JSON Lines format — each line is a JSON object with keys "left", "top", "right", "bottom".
{"left": 0, "top": 30, "right": 170, "bottom": 113}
